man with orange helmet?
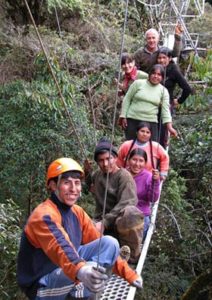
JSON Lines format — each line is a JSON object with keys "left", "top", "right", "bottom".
{"left": 17, "top": 157, "right": 142, "bottom": 300}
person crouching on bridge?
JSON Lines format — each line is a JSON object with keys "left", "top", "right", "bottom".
{"left": 17, "top": 157, "right": 143, "bottom": 300}
{"left": 85, "top": 138, "right": 144, "bottom": 264}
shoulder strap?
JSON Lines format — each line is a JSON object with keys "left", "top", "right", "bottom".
{"left": 124, "top": 140, "right": 136, "bottom": 168}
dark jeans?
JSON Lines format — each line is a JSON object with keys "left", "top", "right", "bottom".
{"left": 125, "top": 118, "right": 159, "bottom": 142}
{"left": 158, "top": 106, "right": 170, "bottom": 149}
{"left": 159, "top": 121, "right": 168, "bottom": 149}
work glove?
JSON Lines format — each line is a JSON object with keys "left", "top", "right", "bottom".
{"left": 77, "top": 262, "right": 108, "bottom": 293}
{"left": 132, "top": 276, "right": 143, "bottom": 289}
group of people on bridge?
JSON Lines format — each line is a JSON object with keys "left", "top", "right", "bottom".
{"left": 17, "top": 24, "right": 192, "bottom": 300}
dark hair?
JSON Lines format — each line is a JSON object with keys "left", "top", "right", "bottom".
{"left": 121, "top": 53, "right": 134, "bottom": 66}
{"left": 50, "top": 171, "right": 82, "bottom": 184}
{"left": 158, "top": 47, "right": 172, "bottom": 58}
{"left": 123, "top": 121, "right": 155, "bottom": 169}
{"left": 95, "top": 149, "right": 117, "bottom": 160}
{"left": 128, "top": 148, "right": 147, "bottom": 163}
{"left": 149, "top": 64, "right": 165, "bottom": 79}
{"left": 136, "top": 121, "right": 152, "bottom": 133}
{"left": 61, "top": 171, "right": 82, "bottom": 180}
{"left": 94, "top": 137, "right": 118, "bottom": 162}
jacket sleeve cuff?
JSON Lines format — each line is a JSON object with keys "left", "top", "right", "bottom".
{"left": 103, "top": 218, "right": 110, "bottom": 229}
{"left": 73, "top": 261, "right": 86, "bottom": 281}
{"left": 162, "top": 118, "right": 172, "bottom": 124}
{"left": 174, "top": 33, "right": 182, "bottom": 41}
{"left": 160, "top": 171, "right": 168, "bottom": 177}
{"left": 120, "top": 114, "right": 126, "bottom": 118}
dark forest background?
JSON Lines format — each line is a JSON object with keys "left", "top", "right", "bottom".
{"left": 0, "top": 1, "right": 211, "bottom": 299}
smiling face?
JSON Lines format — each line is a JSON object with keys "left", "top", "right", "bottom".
{"left": 96, "top": 152, "right": 118, "bottom": 174}
{"left": 53, "top": 176, "right": 82, "bottom": 206}
{"left": 121, "top": 59, "right": 135, "bottom": 74}
{"left": 146, "top": 30, "right": 159, "bottom": 52}
{"left": 129, "top": 154, "right": 146, "bottom": 175}
{"left": 149, "top": 68, "right": 163, "bottom": 85}
{"left": 157, "top": 53, "right": 171, "bottom": 67}
{"left": 137, "top": 126, "right": 151, "bottom": 143}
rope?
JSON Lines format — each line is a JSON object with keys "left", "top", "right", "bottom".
{"left": 54, "top": 6, "right": 75, "bottom": 76}
{"left": 96, "top": 0, "right": 130, "bottom": 276}
{"left": 125, "top": 34, "right": 173, "bottom": 300}
{"left": 126, "top": 180, "right": 163, "bottom": 300}
{"left": 98, "top": 4, "right": 171, "bottom": 299}
{"left": 53, "top": 6, "right": 97, "bottom": 147}
{"left": 23, "top": 0, "right": 88, "bottom": 161}
{"left": 54, "top": 6, "right": 62, "bottom": 36}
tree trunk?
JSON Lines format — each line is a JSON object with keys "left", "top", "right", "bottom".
{"left": 181, "top": 269, "right": 212, "bottom": 300}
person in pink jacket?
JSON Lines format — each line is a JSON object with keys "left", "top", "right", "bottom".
{"left": 117, "top": 121, "right": 169, "bottom": 180}
{"left": 128, "top": 148, "right": 160, "bottom": 240}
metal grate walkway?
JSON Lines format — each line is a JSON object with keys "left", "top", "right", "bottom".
{"left": 101, "top": 2, "right": 206, "bottom": 298}
{"left": 100, "top": 182, "right": 163, "bottom": 300}
{"left": 100, "top": 275, "right": 131, "bottom": 300}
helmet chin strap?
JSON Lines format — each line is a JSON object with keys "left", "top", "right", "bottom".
{"left": 55, "top": 174, "right": 62, "bottom": 199}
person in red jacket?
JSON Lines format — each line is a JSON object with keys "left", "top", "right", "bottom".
{"left": 17, "top": 157, "right": 142, "bottom": 300}
{"left": 115, "top": 53, "right": 148, "bottom": 96}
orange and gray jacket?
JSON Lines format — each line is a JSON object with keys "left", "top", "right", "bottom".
{"left": 17, "top": 193, "right": 138, "bottom": 299}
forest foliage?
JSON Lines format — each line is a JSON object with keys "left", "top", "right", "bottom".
{"left": 0, "top": 0, "right": 211, "bottom": 299}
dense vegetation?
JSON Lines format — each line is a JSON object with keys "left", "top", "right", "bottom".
{"left": 0, "top": 0, "right": 211, "bottom": 299}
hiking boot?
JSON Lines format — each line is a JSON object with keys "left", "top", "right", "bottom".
{"left": 120, "top": 245, "right": 131, "bottom": 262}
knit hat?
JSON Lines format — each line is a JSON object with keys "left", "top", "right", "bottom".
{"left": 94, "top": 137, "right": 118, "bottom": 161}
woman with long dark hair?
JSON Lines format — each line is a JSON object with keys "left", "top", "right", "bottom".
{"left": 157, "top": 47, "right": 192, "bottom": 109}
{"left": 117, "top": 122, "right": 169, "bottom": 181}
{"left": 157, "top": 47, "right": 192, "bottom": 147}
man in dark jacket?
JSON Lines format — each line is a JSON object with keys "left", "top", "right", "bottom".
{"left": 134, "top": 24, "right": 183, "bottom": 73}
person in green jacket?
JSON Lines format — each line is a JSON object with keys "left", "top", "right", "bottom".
{"left": 119, "top": 64, "right": 178, "bottom": 141}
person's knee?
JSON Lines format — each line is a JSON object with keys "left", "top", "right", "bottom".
{"left": 98, "top": 235, "right": 120, "bottom": 266}
{"left": 118, "top": 206, "right": 144, "bottom": 227}
{"left": 144, "top": 216, "right": 150, "bottom": 230}
{"left": 102, "top": 235, "right": 119, "bottom": 250}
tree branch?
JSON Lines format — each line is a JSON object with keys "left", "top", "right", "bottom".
{"left": 181, "top": 269, "right": 212, "bottom": 300}
{"left": 161, "top": 203, "right": 183, "bottom": 239}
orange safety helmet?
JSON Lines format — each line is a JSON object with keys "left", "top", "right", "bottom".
{"left": 46, "top": 157, "right": 84, "bottom": 185}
